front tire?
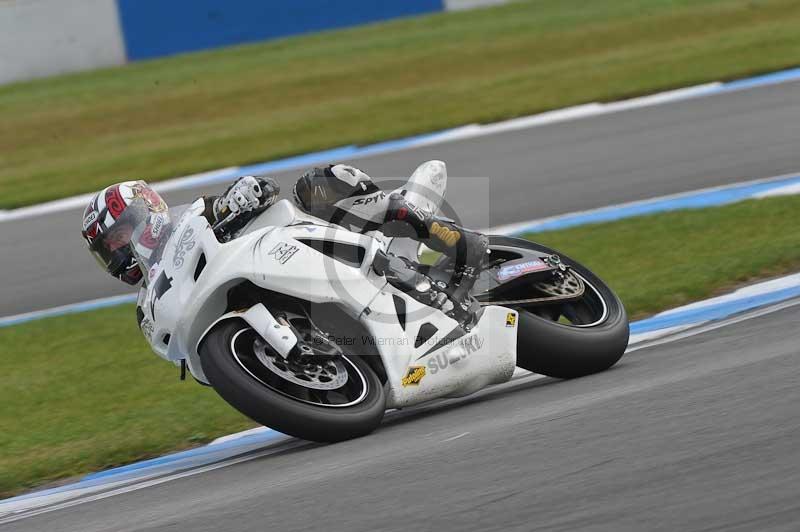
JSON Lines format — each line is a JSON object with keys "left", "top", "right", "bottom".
{"left": 200, "top": 320, "right": 386, "bottom": 442}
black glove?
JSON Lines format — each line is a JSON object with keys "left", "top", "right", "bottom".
{"left": 383, "top": 193, "right": 489, "bottom": 272}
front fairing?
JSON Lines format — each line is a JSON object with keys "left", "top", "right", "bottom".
{"left": 136, "top": 199, "right": 207, "bottom": 360}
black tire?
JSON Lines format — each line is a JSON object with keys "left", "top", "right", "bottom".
{"left": 199, "top": 320, "right": 386, "bottom": 442}
{"left": 487, "top": 236, "right": 629, "bottom": 379}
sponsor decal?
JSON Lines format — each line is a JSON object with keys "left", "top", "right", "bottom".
{"left": 139, "top": 317, "right": 155, "bottom": 341}
{"left": 352, "top": 191, "right": 386, "bottom": 206}
{"left": 497, "top": 259, "right": 549, "bottom": 281}
{"left": 430, "top": 221, "right": 461, "bottom": 247}
{"left": 82, "top": 210, "right": 99, "bottom": 231}
{"left": 505, "top": 312, "right": 517, "bottom": 327}
{"left": 150, "top": 214, "right": 165, "bottom": 239}
{"left": 426, "top": 335, "right": 485, "bottom": 375}
{"left": 269, "top": 242, "right": 300, "bottom": 264}
{"left": 401, "top": 365, "right": 426, "bottom": 387}
{"left": 173, "top": 227, "right": 196, "bottom": 268}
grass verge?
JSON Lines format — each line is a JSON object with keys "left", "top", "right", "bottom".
{"left": 1, "top": 0, "right": 800, "bottom": 207}
{"left": 3, "top": 194, "right": 800, "bottom": 497}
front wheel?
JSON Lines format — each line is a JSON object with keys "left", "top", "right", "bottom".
{"left": 199, "top": 320, "right": 386, "bottom": 442}
{"left": 484, "top": 236, "right": 629, "bottom": 379}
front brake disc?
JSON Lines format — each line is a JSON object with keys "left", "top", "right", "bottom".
{"left": 253, "top": 341, "right": 349, "bottom": 390}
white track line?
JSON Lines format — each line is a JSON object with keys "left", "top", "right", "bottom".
{"left": 0, "top": 81, "right": 744, "bottom": 223}
{"left": 4, "top": 292, "right": 799, "bottom": 525}
{"left": 3, "top": 67, "right": 799, "bottom": 223}
{"left": 0, "top": 439, "right": 307, "bottom": 525}
{"left": 626, "top": 297, "right": 800, "bottom": 354}
{"left": 485, "top": 170, "right": 800, "bottom": 235}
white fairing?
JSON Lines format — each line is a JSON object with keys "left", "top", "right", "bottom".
{"left": 137, "top": 162, "right": 518, "bottom": 408}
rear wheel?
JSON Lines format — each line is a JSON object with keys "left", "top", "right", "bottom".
{"left": 483, "top": 236, "right": 629, "bottom": 378}
{"left": 199, "top": 319, "right": 386, "bottom": 442}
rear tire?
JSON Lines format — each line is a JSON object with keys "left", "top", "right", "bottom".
{"left": 488, "top": 236, "right": 629, "bottom": 379}
{"left": 200, "top": 320, "right": 386, "bottom": 442}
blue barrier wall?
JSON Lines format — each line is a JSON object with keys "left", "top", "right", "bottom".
{"left": 118, "top": 0, "right": 445, "bottom": 61}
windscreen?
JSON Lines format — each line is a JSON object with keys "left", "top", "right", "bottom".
{"left": 130, "top": 203, "right": 191, "bottom": 279}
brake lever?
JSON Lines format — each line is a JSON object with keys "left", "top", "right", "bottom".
{"left": 212, "top": 212, "right": 237, "bottom": 237}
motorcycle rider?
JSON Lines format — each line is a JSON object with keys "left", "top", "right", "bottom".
{"left": 293, "top": 164, "right": 490, "bottom": 315}
{"left": 81, "top": 164, "right": 488, "bottom": 315}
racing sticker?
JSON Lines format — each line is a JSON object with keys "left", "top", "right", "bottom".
{"left": 139, "top": 317, "right": 155, "bottom": 341}
{"left": 173, "top": 227, "right": 196, "bottom": 268}
{"left": 497, "top": 259, "right": 549, "bottom": 282}
{"left": 150, "top": 213, "right": 166, "bottom": 239}
{"left": 82, "top": 210, "right": 99, "bottom": 231}
{"left": 352, "top": 191, "right": 386, "bottom": 206}
{"left": 269, "top": 242, "right": 300, "bottom": 264}
{"left": 505, "top": 312, "right": 517, "bottom": 327}
{"left": 401, "top": 365, "right": 426, "bottom": 387}
{"left": 426, "top": 335, "right": 485, "bottom": 375}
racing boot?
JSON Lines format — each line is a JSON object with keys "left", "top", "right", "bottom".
{"left": 383, "top": 193, "right": 490, "bottom": 324}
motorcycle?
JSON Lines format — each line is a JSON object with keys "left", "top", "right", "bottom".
{"left": 134, "top": 161, "right": 629, "bottom": 442}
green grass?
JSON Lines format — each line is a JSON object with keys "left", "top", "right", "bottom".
{"left": 3, "top": 194, "right": 800, "bottom": 497}
{"left": 1, "top": 0, "right": 800, "bottom": 207}
{"left": 529, "top": 196, "right": 800, "bottom": 320}
{"left": 0, "top": 305, "right": 255, "bottom": 498}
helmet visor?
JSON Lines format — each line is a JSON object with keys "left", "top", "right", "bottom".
{"left": 88, "top": 198, "right": 150, "bottom": 277}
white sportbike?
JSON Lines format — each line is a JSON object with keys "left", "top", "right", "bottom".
{"left": 135, "top": 161, "right": 629, "bottom": 442}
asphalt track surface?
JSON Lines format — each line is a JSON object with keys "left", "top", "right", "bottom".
{"left": 6, "top": 302, "right": 800, "bottom": 531}
{"left": 2, "top": 79, "right": 800, "bottom": 316}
